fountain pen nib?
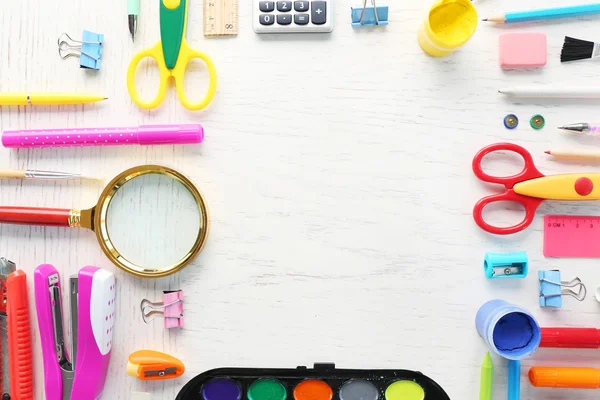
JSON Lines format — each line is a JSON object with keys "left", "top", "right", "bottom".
{"left": 128, "top": 15, "right": 138, "bottom": 42}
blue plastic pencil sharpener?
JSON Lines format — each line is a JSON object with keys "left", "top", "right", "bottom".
{"left": 484, "top": 252, "right": 528, "bottom": 279}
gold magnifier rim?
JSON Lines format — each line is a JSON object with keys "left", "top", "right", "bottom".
{"left": 93, "top": 165, "right": 209, "bottom": 278}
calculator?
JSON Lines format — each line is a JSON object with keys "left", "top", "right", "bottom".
{"left": 253, "top": 1, "right": 333, "bottom": 33}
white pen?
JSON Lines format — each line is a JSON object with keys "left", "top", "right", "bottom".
{"left": 499, "top": 87, "right": 600, "bottom": 99}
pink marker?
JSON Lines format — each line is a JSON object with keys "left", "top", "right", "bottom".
{"left": 1, "top": 124, "right": 203, "bottom": 148}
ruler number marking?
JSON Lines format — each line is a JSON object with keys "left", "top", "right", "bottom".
{"left": 546, "top": 216, "right": 600, "bottom": 229}
{"left": 203, "top": 0, "right": 238, "bottom": 35}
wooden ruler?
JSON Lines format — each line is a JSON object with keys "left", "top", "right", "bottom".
{"left": 203, "top": 0, "right": 239, "bottom": 36}
{"left": 544, "top": 215, "right": 600, "bottom": 257}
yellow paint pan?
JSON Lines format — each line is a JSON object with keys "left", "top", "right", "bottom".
{"left": 418, "top": 0, "right": 478, "bottom": 57}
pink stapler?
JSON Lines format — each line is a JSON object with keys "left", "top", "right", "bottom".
{"left": 34, "top": 264, "right": 116, "bottom": 400}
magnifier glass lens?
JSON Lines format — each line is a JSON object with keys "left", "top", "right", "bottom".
{"left": 106, "top": 173, "right": 202, "bottom": 269}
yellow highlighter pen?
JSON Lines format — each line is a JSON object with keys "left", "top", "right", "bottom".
{"left": 0, "top": 93, "right": 107, "bottom": 106}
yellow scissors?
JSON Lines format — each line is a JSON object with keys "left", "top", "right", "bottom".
{"left": 127, "top": 0, "right": 217, "bottom": 111}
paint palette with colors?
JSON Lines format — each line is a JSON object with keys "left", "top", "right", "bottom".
{"left": 176, "top": 363, "right": 450, "bottom": 400}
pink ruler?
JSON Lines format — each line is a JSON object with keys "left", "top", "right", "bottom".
{"left": 544, "top": 215, "right": 600, "bottom": 258}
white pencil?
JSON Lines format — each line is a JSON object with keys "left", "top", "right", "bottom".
{"left": 545, "top": 149, "right": 600, "bottom": 160}
{"left": 499, "top": 87, "right": 600, "bottom": 99}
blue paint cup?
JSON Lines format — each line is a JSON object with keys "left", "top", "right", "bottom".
{"left": 476, "top": 300, "right": 541, "bottom": 360}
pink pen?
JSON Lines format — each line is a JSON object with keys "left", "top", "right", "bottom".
{"left": 559, "top": 123, "right": 600, "bottom": 134}
{"left": 1, "top": 124, "right": 203, "bottom": 148}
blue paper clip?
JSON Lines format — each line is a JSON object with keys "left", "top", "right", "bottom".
{"left": 483, "top": 252, "right": 528, "bottom": 279}
{"left": 539, "top": 270, "right": 586, "bottom": 308}
{"left": 351, "top": 0, "right": 388, "bottom": 27}
{"left": 58, "top": 31, "right": 103, "bottom": 70}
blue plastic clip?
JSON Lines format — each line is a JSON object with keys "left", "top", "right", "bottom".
{"left": 539, "top": 270, "right": 587, "bottom": 308}
{"left": 58, "top": 31, "right": 103, "bottom": 71}
{"left": 484, "top": 252, "right": 528, "bottom": 279}
{"left": 351, "top": 0, "right": 388, "bottom": 27}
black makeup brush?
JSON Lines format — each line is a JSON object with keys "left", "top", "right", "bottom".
{"left": 561, "top": 36, "right": 600, "bottom": 63}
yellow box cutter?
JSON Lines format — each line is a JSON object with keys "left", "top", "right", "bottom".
{"left": 127, "top": 0, "right": 217, "bottom": 111}
{"left": 473, "top": 143, "right": 600, "bottom": 235}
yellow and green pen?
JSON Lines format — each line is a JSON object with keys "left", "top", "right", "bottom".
{"left": 480, "top": 352, "right": 493, "bottom": 400}
{"left": 0, "top": 93, "right": 106, "bottom": 106}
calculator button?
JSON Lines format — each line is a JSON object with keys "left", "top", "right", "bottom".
{"left": 311, "top": 1, "right": 327, "bottom": 24}
{"left": 294, "top": 14, "right": 309, "bottom": 25}
{"left": 294, "top": 1, "right": 309, "bottom": 11}
{"left": 259, "top": 1, "right": 275, "bottom": 12}
{"left": 260, "top": 14, "right": 275, "bottom": 25}
{"left": 277, "top": 14, "right": 292, "bottom": 25}
{"left": 277, "top": 1, "right": 292, "bottom": 12}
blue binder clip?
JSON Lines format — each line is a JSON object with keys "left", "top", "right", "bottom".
{"left": 539, "top": 270, "right": 587, "bottom": 308}
{"left": 58, "top": 31, "right": 104, "bottom": 70}
{"left": 483, "top": 252, "right": 528, "bottom": 279}
{"left": 351, "top": 0, "right": 389, "bottom": 27}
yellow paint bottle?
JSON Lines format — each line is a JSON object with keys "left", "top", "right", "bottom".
{"left": 418, "top": 0, "right": 478, "bottom": 57}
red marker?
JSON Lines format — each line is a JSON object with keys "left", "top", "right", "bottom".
{"left": 541, "top": 327, "right": 600, "bottom": 349}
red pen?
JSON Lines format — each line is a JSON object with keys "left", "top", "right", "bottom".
{"left": 541, "top": 327, "right": 600, "bottom": 349}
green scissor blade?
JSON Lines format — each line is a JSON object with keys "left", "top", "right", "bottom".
{"left": 160, "top": 0, "right": 187, "bottom": 70}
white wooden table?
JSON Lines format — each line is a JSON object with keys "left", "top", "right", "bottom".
{"left": 3, "top": 0, "right": 600, "bottom": 398}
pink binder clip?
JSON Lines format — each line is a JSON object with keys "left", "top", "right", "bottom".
{"left": 140, "top": 290, "right": 184, "bottom": 329}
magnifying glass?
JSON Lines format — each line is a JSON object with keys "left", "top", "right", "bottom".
{"left": 0, "top": 165, "right": 209, "bottom": 278}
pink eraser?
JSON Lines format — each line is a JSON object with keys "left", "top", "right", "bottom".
{"left": 499, "top": 33, "right": 547, "bottom": 69}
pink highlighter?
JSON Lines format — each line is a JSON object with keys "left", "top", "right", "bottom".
{"left": 35, "top": 264, "right": 116, "bottom": 400}
{"left": 2, "top": 124, "right": 203, "bottom": 148}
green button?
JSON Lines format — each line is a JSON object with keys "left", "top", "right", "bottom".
{"left": 384, "top": 381, "right": 424, "bottom": 400}
{"left": 248, "top": 379, "right": 287, "bottom": 400}
{"left": 530, "top": 114, "right": 545, "bottom": 130}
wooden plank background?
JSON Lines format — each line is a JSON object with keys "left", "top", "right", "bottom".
{"left": 3, "top": 0, "right": 600, "bottom": 398}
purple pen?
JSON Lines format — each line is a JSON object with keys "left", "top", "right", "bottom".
{"left": 1, "top": 124, "right": 203, "bottom": 148}
{"left": 558, "top": 123, "right": 600, "bottom": 134}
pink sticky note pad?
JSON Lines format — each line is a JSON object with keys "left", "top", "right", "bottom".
{"left": 499, "top": 33, "right": 547, "bottom": 69}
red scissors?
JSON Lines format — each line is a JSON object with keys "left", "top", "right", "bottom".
{"left": 473, "top": 143, "right": 600, "bottom": 235}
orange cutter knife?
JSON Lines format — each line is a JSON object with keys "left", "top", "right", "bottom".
{"left": 0, "top": 258, "right": 34, "bottom": 400}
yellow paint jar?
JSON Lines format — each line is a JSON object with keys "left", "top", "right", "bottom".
{"left": 418, "top": 0, "right": 478, "bottom": 57}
